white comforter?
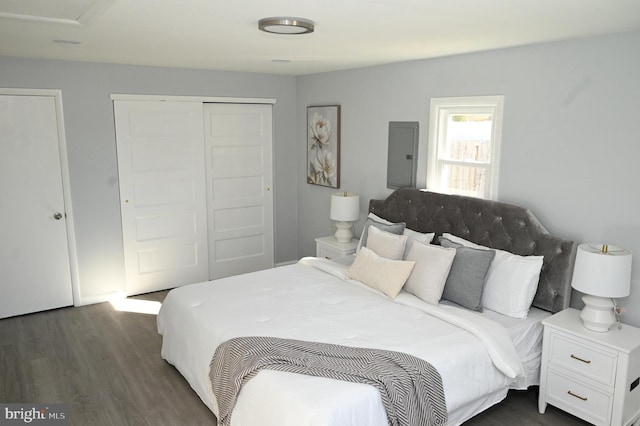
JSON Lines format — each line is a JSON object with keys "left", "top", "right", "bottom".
{"left": 158, "top": 258, "right": 527, "bottom": 426}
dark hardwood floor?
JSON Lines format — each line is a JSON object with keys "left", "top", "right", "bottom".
{"left": 0, "top": 291, "right": 588, "bottom": 425}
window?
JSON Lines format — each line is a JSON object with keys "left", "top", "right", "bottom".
{"left": 427, "top": 96, "right": 504, "bottom": 199}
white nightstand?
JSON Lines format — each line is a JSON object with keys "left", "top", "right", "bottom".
{"left": 315, "top": 236, "right": 358, "bottom": 259}
{"left": 538, "top": 308, "right": 640, "bottom": 426}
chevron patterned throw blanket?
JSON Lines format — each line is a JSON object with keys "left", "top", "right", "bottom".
{"left": 209, "top": 336, "right": 448, "bottom": 426}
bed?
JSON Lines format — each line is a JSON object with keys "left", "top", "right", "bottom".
{"left": 158, "top": 188, "right": 578, "bottom": 425}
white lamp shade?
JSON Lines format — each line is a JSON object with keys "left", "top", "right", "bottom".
{"left": 571, "top": 243, "right": 632, "bottom": 298}
{"left": 330, "top": 192, "right": 360, "bottom": 221}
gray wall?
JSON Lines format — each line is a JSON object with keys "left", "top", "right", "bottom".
{"left": 296, "top": 31, "right": 640, "bottom": 327}
{"left": 0, "top": 56, "right": 299, "bottom": 305}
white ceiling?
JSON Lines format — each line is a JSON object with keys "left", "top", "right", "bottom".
{"left": 1, "top": 0, "right": 639, "bottom": 76}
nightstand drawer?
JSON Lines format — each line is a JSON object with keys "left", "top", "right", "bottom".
{"left": 315, "top": 236, "right": 358, "bottom": 259}
{"left": 317, "top": 245, "right": 342, "bottom": 259}
{"left": 547, "top": 368, "right": 613, "bottom": 425}
{"left": 549, "top": 332, "right": 618, "bottom": 386}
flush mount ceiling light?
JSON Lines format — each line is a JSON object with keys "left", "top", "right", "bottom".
{"left": 258, "top": 17, "right": 314, "bottom": 35}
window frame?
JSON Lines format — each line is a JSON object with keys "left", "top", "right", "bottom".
{"left": 426, "top": 95, "right": 504, "bottom": 200}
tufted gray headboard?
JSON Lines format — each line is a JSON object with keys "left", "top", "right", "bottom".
{"left": 369, "top": 189, "right": 577, "bottom": 313}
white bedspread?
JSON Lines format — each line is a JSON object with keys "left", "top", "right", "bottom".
{"left": 158, "top": 258, "right": 531, "bottom": 426}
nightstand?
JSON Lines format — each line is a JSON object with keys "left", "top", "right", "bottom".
{"left": 315, "top": 236, "right": 358, "bottom": 259}
{"left": 538, "top": 308, "right": 640, "bottom": 426}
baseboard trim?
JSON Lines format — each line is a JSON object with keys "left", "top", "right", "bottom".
{"left": 275, "top": 260, "right": 298, "bottom": 267}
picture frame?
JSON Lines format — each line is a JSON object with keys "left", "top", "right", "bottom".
{"left": 307, "top": 105, "right": 340, "bottom": 188}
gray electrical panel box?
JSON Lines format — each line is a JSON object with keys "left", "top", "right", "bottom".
{"left": 387, "top": 121, "right": 419, "bottom": 189}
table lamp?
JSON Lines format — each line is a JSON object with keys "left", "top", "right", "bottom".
{"left": 330, "top": 192, "right": 359, "bottom": 243}
{"left": 571, "top": 243, "right": 632, "bottom": 332}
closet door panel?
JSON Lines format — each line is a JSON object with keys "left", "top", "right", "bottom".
{"left": 204, "top": 103, "right": 274, "bottom": 279}
{"left": 114, "top": 100, "right": 208, "bottom": 295}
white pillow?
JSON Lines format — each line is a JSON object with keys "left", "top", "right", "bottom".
{"left": 403, "top": 241, "right": 456, "bottom": 305}
{"left": 367, "top": 212, "right": 393, "bottom": 224}
{"left": 346, "top": 247, "right": 415, "bottom": 299}
{"left": 442, "top": 233, "right": 543, "bottom": 318}
{"left": 366, "top": 226, "right": 408, "bottom": 260}
{"left": 403, "top": 228, "right": 436, "bottom": 258}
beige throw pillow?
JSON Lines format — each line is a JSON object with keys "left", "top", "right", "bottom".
{"left": 346, "top": 247, "right": 415, "bottom": 298}
{"left": 366, "top": 225, "right": 408, "bottom": 260}
{"left": 403, "top": 241, "right": 456, "bottom": 305}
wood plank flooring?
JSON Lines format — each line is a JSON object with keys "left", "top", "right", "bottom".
{"left": 0, "top": 291, "right": 588, "bottom": 425}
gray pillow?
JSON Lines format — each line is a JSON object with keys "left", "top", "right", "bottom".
{"left": 358, "top": 218, "right": 406, "bottom": 250}
{"left": 440, "top": 237, "right": 496, "bottom": 311}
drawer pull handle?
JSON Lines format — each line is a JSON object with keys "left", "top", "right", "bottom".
{"left": 570, "top": 354, "right": 591, "bottom": 364}
{"left": 568, "top": 390, "right": 588, "bottom": 401}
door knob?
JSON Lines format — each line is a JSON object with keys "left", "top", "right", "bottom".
{"left": 53, "top": 212, "right": 63, "bottom": 220}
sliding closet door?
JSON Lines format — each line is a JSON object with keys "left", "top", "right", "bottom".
{"left": 114, "top": 101, "right": 209, "bottom": 295}
{"left": 203, "top": 103, "right": 274, "bottom": 279}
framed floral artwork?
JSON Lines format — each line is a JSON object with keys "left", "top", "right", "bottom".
{"left": 307, "top": 105, "right": 340, "bottom": 188}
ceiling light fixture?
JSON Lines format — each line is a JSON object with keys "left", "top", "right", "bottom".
{"left": 258, "top": 17, "right": 314, "bottom": 35}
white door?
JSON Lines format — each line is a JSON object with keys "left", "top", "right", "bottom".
{"left": 0, "top": 94, "right": 74, "bottom": 318}
{"left": 114, "top": 100, "right": 209, "bottom": 295}
{"left": 203, "top": 103, "right": 274, "bottom": 279}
